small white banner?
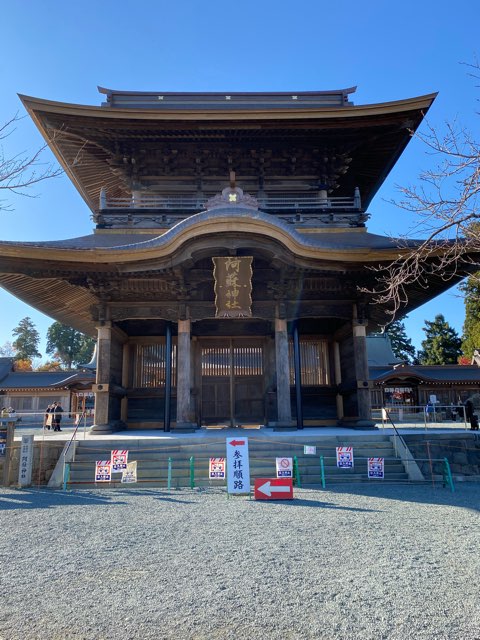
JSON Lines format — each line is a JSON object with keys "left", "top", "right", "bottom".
{"left": 121, "top": 461, "right": 137, "bottom": 484}
{"left": 276, "top": 457, "right": 293, "bottom": 478}
{"left": 368, "top": 457, "right": 384, "bottom": 479}
{"left": 209, "top": 457, "right": 226, "bottom": 479}
{"left": 111, "top": 450, "right": 128, "bottom": 473}
{"left": 336, "top": 446, "right": 354, "bottom": 469}
{"left": 95, "top": 460, "right": 112, "bottom": 483}
{"left": 18, "top": 435, "right": 34, "bottom": 487}
{"left": 304, "top": 445, "right": 316, "bottom": 455}
{"left": 226, "top": 437, "right": 250, "bottom": 494}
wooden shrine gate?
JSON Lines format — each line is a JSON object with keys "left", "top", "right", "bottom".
{"left": 199, "top": 338, "right": 266, "bottom": 427}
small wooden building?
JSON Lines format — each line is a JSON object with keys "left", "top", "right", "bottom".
{"left": 0, "top": 86, "right": 467, "bottom": 431}
{"left": 367, "top": 336, "right": 480, "bottom": 408}
{"left": 0, "top": 358, "right": 95, "bottom": 417}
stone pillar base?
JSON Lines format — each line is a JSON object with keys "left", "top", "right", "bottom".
{"left": 171, "top": 421, "right": 198, "bottom": 433}
{"left": 268, "top": 420, "right": 298, "bottom": 431}
{"left": 89, "top": 421, "right": 126, "bottom": 434}
{"left": 337, "top": 417, "right": 378, "bottom": 430}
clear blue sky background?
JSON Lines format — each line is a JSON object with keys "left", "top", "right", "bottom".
{"left": 1, "top": 0, "right": 478, "bottom": 360}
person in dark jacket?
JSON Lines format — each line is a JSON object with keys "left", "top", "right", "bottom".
{"left": 52, "top": 402, "right": 64, "bottom": 432}
{"left": 464, "top": 399, "right": 477, "bottom": 429}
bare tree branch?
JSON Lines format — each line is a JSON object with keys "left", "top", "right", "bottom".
{"left": 366, "top": 63, "right": 480, "bottom": 320}
{"left": 0, "top": 113, "right": 62, "bottom": 211}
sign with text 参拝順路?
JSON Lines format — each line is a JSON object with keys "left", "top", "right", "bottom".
{"left": 226, "top": 437, "right": 250, "bottom": 494}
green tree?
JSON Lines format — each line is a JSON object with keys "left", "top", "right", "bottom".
{"left": 46, "top": 322, "right": 95, "bottom": 369}
{"left": 460, "top": 275, "right": 480, "bottom": 359}
{"left": 385, "top": 318, "right": 418, "bottom": 364}
{"left": 418, "top": 314, "right": 462, "bottom": 364}
{"left": 12, "top": 316, "right": 41, "bottom": 361}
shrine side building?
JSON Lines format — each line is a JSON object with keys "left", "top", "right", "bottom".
{"left": 0, "top": 86, "right": 463, "bottom": 432}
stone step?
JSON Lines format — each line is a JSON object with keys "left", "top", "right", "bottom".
{"left": 67, "top": 459, "right": 406, "bottom": 486}
{"left": 65, "top": 433, "right": 405, "bottom": 488}
{"left": 66, "top": 472, "right": 410, "bottom": 489}
{"left": 72, "top": 449, "right": 397, "bottom": 464}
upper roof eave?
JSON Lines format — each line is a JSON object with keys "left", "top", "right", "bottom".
{"left": 18, "top": 92, "right": 438, "bottom": 122}
{"left": 97, "top": 85, "right": 359, "bottom": 97}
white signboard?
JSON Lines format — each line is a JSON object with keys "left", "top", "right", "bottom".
{"left": 95, "top": 460, "right": 112, "bottom": 483}
{"left": 18, "top": 434, "right": 34, "bottom": 487}
{"left": 111, "top": 449, "right": 128, "bottom": 473}
{"left": 368, "top": 457, "right": 385, "bottom": 479}
{"left": 336, "top": 446, "right": 354, "bottom": 469}
{"left": 121, "top": 461, "right": 137, "bottom": 484}
{"left": 304, "top": 445, "right": 316, "bottom": 455}
{"left": 209, "top": 457, "right": 226, "bottom": 479}
{"left": 276, "top": 457, "right": 293, "bottom": 478}
{"left": 226, "top": 437, "right": 250, "bottom": 494}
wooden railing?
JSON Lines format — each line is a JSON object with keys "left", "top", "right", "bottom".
{"left": 101, "top": 194, "right": 361, "bottom": 211}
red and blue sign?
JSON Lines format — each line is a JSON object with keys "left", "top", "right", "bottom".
{"left": 336, "top": 446, "right": 354, "bottom": 469}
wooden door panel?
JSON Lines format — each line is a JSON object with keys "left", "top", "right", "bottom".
{"left": 234, "top": 377, "right": 264, "bottom": 421}
{"left": 200, "top": 340, "right": 265, "bottom": 424}
{"left": 202, "top": 379, "right": 230, "bottom": 422}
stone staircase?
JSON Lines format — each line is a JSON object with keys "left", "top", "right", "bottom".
{"left": 64, "top": 433, "right": 409, "bottom": 489}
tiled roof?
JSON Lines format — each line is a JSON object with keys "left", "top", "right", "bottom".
{"left": 367, "top": 335, "right": 402, "bottom": 366}
{"left": 370, "top": 364, "right": 480, "bottom": 384}
{"left": 0, "top": 358, "right": 13, "bottom": 383}
{"left": 0, "top": 371, "right": 95, "bottom": 390}
{"left": 0, "top": 208, "right": 419, "bottom": 252}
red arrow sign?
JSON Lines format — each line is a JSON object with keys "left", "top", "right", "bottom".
{"left": 254, "top": 478, "right": 294, "bottom": 500}
{"left": 228, "top": 439, "right": 246, "bottom": 447}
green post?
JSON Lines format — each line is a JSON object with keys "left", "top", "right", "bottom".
{"left": 293, "top": 455, "right": 301, "bottom": 488}
{"left": 190, "top": 456, "right": 195, "bottom": 489}
{"left": 443, "top": 457, "right": 455, "bottom": 492}
{"left": 320, "top": 455, "right": 326, "bottom": 489}
{"left": 167, "top": 457, "right": 172, "bottom": 490}
{"left": 63, "top": 462, "right": 71, "bottom": 492}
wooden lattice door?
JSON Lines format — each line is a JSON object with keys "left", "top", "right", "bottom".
{"left": 200, "top": 339, "right": 265, "bottom": 426}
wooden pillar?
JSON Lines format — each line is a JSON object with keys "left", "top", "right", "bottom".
{"left": 120, "top": 342, "right": 129, "bottom": 423}
{"left": 292, "top": 322, "right": 303, "bottom": 429}
{"left": 353, "top": 322, "right": 372, "bottom": 420}
{"left": 175, "top": 319, "right": 196, "bottom": 431}
{"left": 164, "top": 321, "right": 172, "bottom": 432}
{"left": 91, "top": 323, "right": 112, "bottom": 432}
{"left": 333, "top": 341, "right": 344, "bottom": 419}
{"left": 271, "top": 317, "right": 295, "bottom": 429}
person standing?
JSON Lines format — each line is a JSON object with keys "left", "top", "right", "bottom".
{"left": 44, "top": 405, "right": 53, "bottom": 430}
{"left": 425, "top": 402, "right": 434, "bottom": 422}
{"left": 52, "top": 402, "right": 64, "bottom": 432}
{"left": 465, "top": 399, "right": 474, "bottom": 426}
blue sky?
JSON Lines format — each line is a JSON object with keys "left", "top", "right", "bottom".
{"left": 1, "top": 0, "right": 478, "bottom": 358}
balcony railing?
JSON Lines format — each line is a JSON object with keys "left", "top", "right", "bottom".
{"left": 95, "top": 190, "right": 367, "bottom": 229}
{"left": 100, "top": 194, "right": 361, "bottom": 212}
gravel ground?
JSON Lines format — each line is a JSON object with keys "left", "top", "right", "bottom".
{"left": 1, "top": 483, "right": 479, "bottom": 640}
